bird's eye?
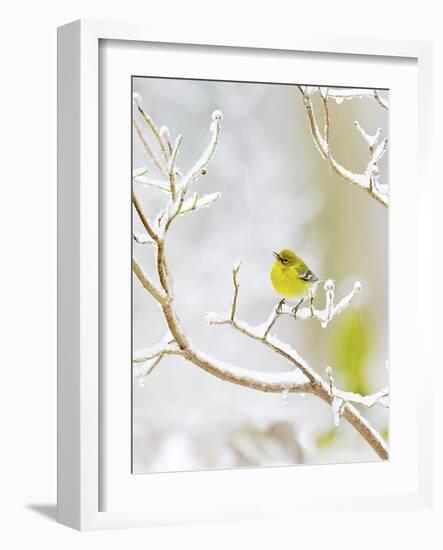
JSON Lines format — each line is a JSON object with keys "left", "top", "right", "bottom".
{"left": 282, "top": 258, "right": 288, "bottom": 264}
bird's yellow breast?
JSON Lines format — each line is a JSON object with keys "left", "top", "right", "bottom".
{"left": 271, "top": 261, "right": 308, "bottom": 298}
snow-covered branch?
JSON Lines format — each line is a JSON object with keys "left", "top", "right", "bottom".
{"left": 180, "top": 110, "right": 223, "bottom": 191}
{"left": 325, "top": 366, "right": 389, "bottom": 426}
{"left": 297, "top": 86, "right": 389, "bottom": 207}
{"left": 178, "top": 191, "right": 221, "bottom": 215}
{"left": 133, "top": 333, "right": 179, "bottom": 385}
{"left": 133, "top": 174, "right": 171, "bottom": 193}
{"left": 278, "top": 279, "right": 362, "bottom": 328}
{"left": 327, "top": 88, "right": 389, "bottom": 110}
{"left": 209, "top": 266, "right": 361, "bottom": 332}
{"left": 131, "top": 96, "right": 389, "bottom": 461}
{"left": 133, "top": 332, "right": 179, "bottom": 363}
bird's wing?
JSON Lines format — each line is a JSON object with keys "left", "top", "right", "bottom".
{"left": 299, "top": 270, "right": 318, "bottom": 282}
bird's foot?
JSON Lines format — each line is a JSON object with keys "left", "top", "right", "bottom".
{"left": 308, "top": 291, "right": 315, "bottom": 317}
{"left": 291, "top": 298, "right": 304, "bottom": 319}
{"left": 276, "top": 298, "right": 286, "bottom": 315}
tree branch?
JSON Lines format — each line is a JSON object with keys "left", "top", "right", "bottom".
{"left": 132, "top": 191, "right": 160, "bottom": 244}
{"left": 132, "top": 258, "right": 168, "bottom": 305}
{"left": 297, "top": 86, "right": 389, "bottom": 207}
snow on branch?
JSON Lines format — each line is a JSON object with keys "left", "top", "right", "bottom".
{"left": 180, "top": 110, "right": 223, "bottom": 191}
{"left": 209, "top": 265, "right": 361, "bottom": 333}
{"left": 133, "top": 174, "right": 171, "bottom": 193}
{"left": 131, "top": 97, "right": 389, "bottom": 461}
{"left": 326, "top": 366, "right": 389, "bottom": 426}
{"left": 133, "top": 332, "right": 178, "bottom": 363}
{"left": 327, "top": 88, "right": 389, "bottom": 110}
{"left": 178, "top": 192, "right": 222, "bottom": 215}
{"left": 133, "top": 332, "right": 180, "bottom": 385}
{"left": 132, "top": 97, "right": 223, "bottom": 239}
{"left": 277, "top": 279, "right": 362, "bottom": 328}
{"left": 297, "top": 86, "right": 389, "bottom": 207}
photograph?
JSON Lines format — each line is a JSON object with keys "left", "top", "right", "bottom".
{"left": 131, "top": 77, "right": 389, "bottom": 474}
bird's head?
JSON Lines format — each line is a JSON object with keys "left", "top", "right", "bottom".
{"left": 273, "top": 248, "right": 301, "bottom": 268}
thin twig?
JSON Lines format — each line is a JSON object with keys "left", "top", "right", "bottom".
{"left": 133, "top": 118, "right": 166, "bottom": 177}
{"left": 263, "top": 302, "right": 282, "bottom": 339}
{"left": 231, "top": 262, "right": 241, "bottom": 320}
{"left": 374, "top": 90, "right": 389, "bottom": 110}
{"left": 132, "top": 258, "right": 168, "bottom": 305}
{"left": 168, "top": 135, "right": 183, "bottom": 201}
{"left": 133, "top": 231, "right": 154, "bottom": 245}
{"left": 137, "top": 105, "right": 169, "bottom": 163}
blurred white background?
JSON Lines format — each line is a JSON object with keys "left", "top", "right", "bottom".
{"left": 132, "top": 78, "right": 389, "bottom": 473}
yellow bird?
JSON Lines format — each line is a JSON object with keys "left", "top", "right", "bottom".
{"left": 271, "top": 248, "right": 318, "bottom": 313}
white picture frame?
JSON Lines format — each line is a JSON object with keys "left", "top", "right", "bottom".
{"left": 57, "top": 19, "right": 433, "bottom": 531}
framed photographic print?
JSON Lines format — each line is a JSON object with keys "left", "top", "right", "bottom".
{"left": 57, "top": 20, "right": 433, "bottom": 530}
{"left": 130, "top": 76, "right": 389, "bottom": 474}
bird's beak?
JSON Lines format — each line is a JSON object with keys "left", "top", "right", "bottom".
{"left": 273, "top": 251, "right": 280, "bottom": 259}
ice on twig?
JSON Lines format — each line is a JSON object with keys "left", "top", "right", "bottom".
{"left": 134, "top": 360, "right": 158, "bottom": 380}
{"left": 134, "top": 175, "right": 171, "bottom": 193}
{"left": 303, "top": 86, "right": 315, "bottom": 97}
{"left": 178, "top": 192, "right": 221, "bottom": 215}
{"left": 133, "top": 331, "right": 177, "bottom": 364}
{"left": 372, "top": 138, "right": 388, "bottom": 163}
{"left": 277, "top": 279, "right": 361, "bottom": 328}
{"left": 212, "top": 109, "right": 223, "bottom": 121}
{"left": 321, "top": 280, "right": 335, "bottom": 328}
{"left": 354, "top": 121, "right": 382, "bottom": 148}
{"left": 180, "top": 109, "right": 223, "bottom": 190}
{"left": 326, "top": 364, "right": 388, "bottom": 426}
{"left": 332, "top": 396, "right": 344, "bottom": 426}
{"left": 156, "top": 192, "right": 221, "bottom": 233}
{"left": 154, "top": 197, "right": 179, "bottom": 234}
{"left": 159, "top": 126, "right": 172, "bottom": 160}
{"left": 168, "top": 134, "right": 183, "bottom": 173}
{"left": 327, "top": 88, "right": 389, "bottom": 108}
{"left": 132, "top": 92, "right": 142, "bottom": 105}
{"left": 334, "top": 387, "right": 389, "bottom": 408}
{"left": 160, "top": 126, "right": 170, "bottom": 139}
{"left": 328, "top": 280, "right": 361, "bottom": 321}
